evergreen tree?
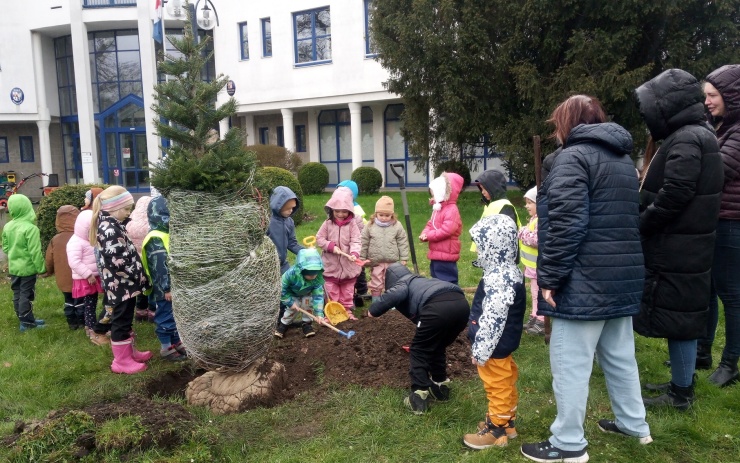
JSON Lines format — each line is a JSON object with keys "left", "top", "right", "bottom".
{"left": 371, "top": 0, "right": 740, "bottom": 186}
{"left": 150, "top": 7, "right": 256, "bottom": 195}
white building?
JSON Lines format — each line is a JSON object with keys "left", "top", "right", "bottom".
{"left": 0, "top": 0, "right": 504, "bottom": 195}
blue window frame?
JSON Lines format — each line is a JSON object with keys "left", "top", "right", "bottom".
{"left": 277, "top": 126, "right": 284, "bottom": 147}
{"left": 384, "top": 104, "right": 427, "bottom": 187}
{"left": 295, "top": 125, "right": 306, "bottom": 152}
{"left": 364, "top": 0, "right": 377, "bottom": 57}
{"left": 19, "top": 136, "right": 35, "bottom": 163}
{"left": 0, "top": 137, "right": 8, "bottom": 163}
{"left": 463, "top": 135, "right": 508, "bottom": 180}
{"left": 261, "top": 18, "right": 272, "bottom": 57}
{"left": 259, "top": 127, "right": 269, "bottom": 144}
{"left": 319, "top": 109, "right": 352, "bottom": 185}
{"left": 239, "top": 22, "right": 249, "bottom": 60}
{"left": 293, "top": 6, "right": 331, "bottom": 66}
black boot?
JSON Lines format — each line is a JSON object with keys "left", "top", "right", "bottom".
{"left": 644, "top": 373, "right": 696, "bottom": 393}
{"left": 695, "top": 343, "right": 713, "bottom": 370}
{"left": 643, "top": 382, "right": 695, "bottom": 411}
{"left": 708, "top": 357, "right": 739, "bottom": 388}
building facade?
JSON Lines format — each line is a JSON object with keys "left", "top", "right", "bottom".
{"left": 0, "top": 0, "right": 505, "bottom": 196}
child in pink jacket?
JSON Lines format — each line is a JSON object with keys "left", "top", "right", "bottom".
{"left": 66, "top": 210, "right": 104, "bottom": 344}
{"left": 126, "top": 195, "right": 154, "bottom": 323}
{"left": 316, "top": 187, "right": 362, "bottom": 320}
{"left": 420, "top": 172, "right": 464, "bottom": 285}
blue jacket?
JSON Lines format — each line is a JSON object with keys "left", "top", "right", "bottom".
{"left": 537, "top": 122, "right": 644, "bottom": 320}
{"left": 267, "top": 186, "right": 303, "bottom": 274}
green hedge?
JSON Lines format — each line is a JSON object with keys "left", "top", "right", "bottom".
{"left": 434, "top": 160, "right": 471, "bottom": 188}
{"left": 36, "top": 183, "right": 107, "bottom": 251}
{"left": 254, "top": 167, "right": 305, "bottom": 225}
{"left": 351, "top": 167, "right": 383, "bottom": 195}
{"left": 297, "top": 162, "right": 329, "bottom": 195}
{"left": 247, "top": 144, "right": 303, "bottom": 175}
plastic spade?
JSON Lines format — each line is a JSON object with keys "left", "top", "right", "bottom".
{"left": 294, "top": 307, "right": 356, "bottom": 339}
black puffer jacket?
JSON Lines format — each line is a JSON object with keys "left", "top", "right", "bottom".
{"left": 634, "top": 69, "right": 723, "bottom": 340}
{"left": 537, "top": 123, "right": 644, "bottom": 320}
{"left": 368, "top": 263, "right": 464, "bottom": 322}
{"left": 706, "top": 65, "right": 740, "bottom": 220}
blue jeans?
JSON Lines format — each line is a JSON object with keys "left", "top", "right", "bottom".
{"left": 154, "top": 300, "right": 180, "bottom": 346}
{"left": 668, "top": 339, "right": 697, "bottom": 387}
{"left": 429, "top": 260, "right": 458, "bottom": 285}
{"left": 706, "top": 219, "right": 740, "bottom": 360}
{"left": 549, "top": 317, "right": 650, "bottom": 451}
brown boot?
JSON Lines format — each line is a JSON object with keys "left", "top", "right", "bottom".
{"left": 464, "top": 419, "right": 510, "bottom": 449}
{"left": 476, "top": 415, "right": 517, "bottom": 438}
{"left": 90, "top": 332, "right": 111, "bottom": 346}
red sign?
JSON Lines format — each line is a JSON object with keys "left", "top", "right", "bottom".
{"left": 114, "top": 169, "right": 120, "bottom": 177}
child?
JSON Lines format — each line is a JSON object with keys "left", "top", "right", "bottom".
{"left": 316, "top": 187, "right": 362, "bottom": 320}
{"left": 275, "top": 247, "right": 326, "bottom": 338}
{"left": 471, "top": 170, "right": 519, "bottom": 229}
{"left": 89, "top": 186, "right": 151, "bottom": 374}
{"left": 67, "top": 210, "right": 106, "bottom": 345}
{"left": 126, "top": 195, "right": 154, "bottom": 323}
{"left": 2, "top": 194, "right": 46, "bottom": 331}
{"left": 519, "top": 187, "right": 543, "bottom": 335}
{"left": 44, "top": 205, "right": 81, "bottom": 329}
{"left": 368, "top": 263, "right": 470, "bottom": 414}
{"left": 463, "top": 214, "right": 526, "bottom": 449}
{"left": 337, "top": 180, "right": 370, "bottom": 306}
{"left": 141, "top": 196, "right": 186, "bottom": 361}
{"left": 81, "top": 187, "right": 103, "bottom": 211}
{"left": 360, "top": 196, "right": 410, "bottom": 301}
{"left": 420, "top": 172, "right": 464, "bottom": 285}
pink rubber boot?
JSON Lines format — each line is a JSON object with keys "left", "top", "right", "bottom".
{"left": 129, "top": 331, "right": 153, "bottom": 363}
{"left": 111, "top": 339, "right": 148, "bottom": 374}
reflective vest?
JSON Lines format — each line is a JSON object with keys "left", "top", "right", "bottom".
{"left": 471, "top": 199, "right": 521, "bottom": 252}
{"left": 141, "top": 229, "right": 170, "bottom": 284}
{"left": 519, "top": 217, "right": 538, "bottom": 269}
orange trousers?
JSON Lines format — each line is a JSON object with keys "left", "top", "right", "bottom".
{"left": 477, "top": 355, "right": 519, "bottom": 426}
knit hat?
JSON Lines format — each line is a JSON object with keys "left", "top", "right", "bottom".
{"left": 524, "top": 186, "right": 537, "bottom": 203}
{"left": 101, "top": 191, "right": 134, "bottom": 212}
{"left": 375, "top": 196, "right": 394, "bottom": 214}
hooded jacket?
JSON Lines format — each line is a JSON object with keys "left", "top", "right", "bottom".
{"left": 281, "top": 247, "right": 325, "bottom": 317}
{"left": 267, "top": 186, "right": 303, "bottom": 274}
{"left": 368, "top": 263, "right": 464, "bottom": 322}
{"left": 142, "top": 196, "right": 171, "bottom": 301}
{"left": 705, "top": 65, "right": 740, "bottom": 220}
{"left": 537, "top": 122, "right": 644, "bottom": 320}
{"left": 468, "top": 215, "right": 526, "bottom": 362}
{"left": 125, "top": 196, "right": 152, "bottom": 255}
{"left": 2, "top": 194, "right": 45, "bottom": 277}
{"left": 421, "top": 172, "right": 464, "bottom": 262}
{"left": 66, "top": 210, "right": 99, "bottom": 280}
{"left": 634, "top": 69, "right": 723, "bottom": 339}
{"left": 45, "top": 205, "right": 79, "bottom": 292}
{"left": 337, "top": 180, "right": 367, "bottom": 230}
{"left": 360, "top": 218, "right": 410, "bottom": 264}
{"left": 316, "top": 187, "right": 362, "bottom": 280}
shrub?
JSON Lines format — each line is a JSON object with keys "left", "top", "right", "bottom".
{"left": 36, "top": 183, "right": 107, "bottom": 251}
{"left": 253, "top": 167, "right": 305, "bottom": 225}
{"left": 351, "top": 167, "right": 383, "bottom": 195}
{"left": 247, "top": 144, "right": 303, "bottom": 175}
{"left": 298, "top": 162, "right": 330, "bottom": 195}
{"left": 434, "top": 160, "right": 471, "bottom": 188}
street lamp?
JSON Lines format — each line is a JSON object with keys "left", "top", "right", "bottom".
{"left": 194, "top": 0, "right": 219, "bottom": 31}
{"left": 166, "top": 0, "right": 184, "bottom": 18}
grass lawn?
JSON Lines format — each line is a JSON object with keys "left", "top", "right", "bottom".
{"left": 0, "top": 190, "right": 739, "bottom": 462}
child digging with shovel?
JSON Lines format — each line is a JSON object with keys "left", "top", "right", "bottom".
{"left": 275, "top": 248, "right": 327, "bottom": 339}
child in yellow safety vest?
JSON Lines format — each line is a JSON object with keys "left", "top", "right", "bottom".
{"left": 519, "top": 187, "right": 543, "bottom": 335}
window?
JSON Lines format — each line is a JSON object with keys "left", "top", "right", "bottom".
{"left": 19, "top": 136, "right": 35, "bottom": 163}
{"left": 385, "top": 104, "right": 427, "bottom": 186}
{"left": 364, "top": 0, "right": 377, "bottom": 56}
{"left": 277, "top": 126, "right": 284, "bottom": 147}
{"left": 361, "top": 107, "right": 374, "bottom": 165}
{"left": 259, "top": 127, "right": 269, "bottom": 144}
{"left": 239, "top": 22, "right": 249, "bottom": 60}
{"left": 261, "top": 18, "right": 272, "bottom": 57}
{"left": 319, "top": 109, "right": 352, "bottom": 185}
{"left": 0, "top": 137, "right": 8, "bottom": 163}
{"left": 293, "top": 7, "right": 331, "bottom": 66}
{"left": 295, "top": 125, "right": 306, "bottom": 152}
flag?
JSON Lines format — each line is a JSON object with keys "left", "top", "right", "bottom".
{"left": 152, "top": 0, "right": 163, "bottom": 44}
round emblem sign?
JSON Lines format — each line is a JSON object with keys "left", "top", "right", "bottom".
{"left": 10, "top": 88, "right": 24, "bottom": 105}
{"left": 226, "top": 80, "right": 236, "bottom": 96}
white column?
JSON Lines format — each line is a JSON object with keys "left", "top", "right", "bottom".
{"left": 243, "top": 113, "right": 255, "bottom": 145}
{"left": 348, "top": 102, "right": 363, "bottom": 172}
{"left": 219, "top": 118, "right": 229, "bottom": 140}
{"left": 32, "top": 32, "right": 53, "bottom": 184}
{"left": 370, "top": 104, "right": 386, "bottom": 186}
{"left": 280, "top": 108, "right": 295, "bottom": 153}
{"left": 137, "top": 0, "right": 162, "bottom": 168}
{"left": 307, "top": 110, "right": 320, "bottom": 163}
{"left": 69, "top": 0, "right": 99, "bottom": 184}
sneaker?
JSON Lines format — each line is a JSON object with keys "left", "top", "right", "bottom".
{"left": 463, "top": 422, "right": 509, "bottom": 449}
{"left": 597, "top": 419, "right": 653, "bottom": 445}
{"left": 90, "top": 333, "right": 111, "bottom": 346}
{"left": 526, "top": 320, "right": 545, "bottom": 336}
{"left": 520, "top": 440, "right": 589, "bottom": 463}
{"left": 302, "top": 322, "right": 315, "bottom": 338}
{"left": 160, "top": 346, "right": 187, "bottom": 362}
{"left": 274, "top": 322, "right": 290, "bottom": 339}
{"left": 404, "top": 389, "right": 429, "bottom": 415}
{"left": 523, "top": 316, "right": 536, "bottom": 330}
{"left": 173, "top": 341, "right": 188, "bottom": 357}
{"left": 429, "top": 378, "right": 451, "bottom": 401}
{"left": 34, "top": 319, "right": 45, "bottom": 326}
{"left": 19, "top": 323, "right": 45, "bottom": 332}
{"left": 477, "top": 418, "right": 518, "bottom": 439}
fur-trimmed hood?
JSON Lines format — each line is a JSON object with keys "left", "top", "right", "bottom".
{"left": 429, "top": 172, "right": 464, "bottom": 211}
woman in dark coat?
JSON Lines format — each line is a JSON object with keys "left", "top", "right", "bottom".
{"left": 634, "top": 69, "right": 723, "bottom": 409}
{"left": 702, "top": 64, "right": 740, "bottom": 387}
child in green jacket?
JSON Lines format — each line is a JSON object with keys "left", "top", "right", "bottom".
{"left": 275, "top": 248, "right": 326, "bottom": 339}
{"left": 2, "top": 194, "right": 46, "bottom": 331}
